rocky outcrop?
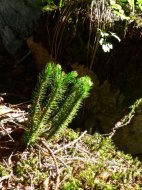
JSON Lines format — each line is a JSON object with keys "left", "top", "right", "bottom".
{"left": 112, "top": 98, "right": 142, "bottom": 155}
{"left": 0, "top": 0, "right": 41, "bottom": 55}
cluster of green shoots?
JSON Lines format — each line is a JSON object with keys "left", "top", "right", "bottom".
{"left": 25, "top": 62, "right": 93, "bottom": 146}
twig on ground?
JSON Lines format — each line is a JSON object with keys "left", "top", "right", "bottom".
{"left": 75, "top": 143, "right": 93, "bottom": 156}
{"left": 41, "top": 139, "right": 60, "bottom": 190}
{"left": 29, "top": 174, "right": 34, "bottom": 190}
{"left": 0, "top": 174, "right": 11, "bottom": 183}
{"left": 0, "top": 120, "right": 14, "bottom": 141}
{"left": 54, "top": 130, "right": 87, "bottom": 154}
{"left": 10, "top": 101, "right": 31, "bottom": 108}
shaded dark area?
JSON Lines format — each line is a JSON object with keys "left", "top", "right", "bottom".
{"left": 0, "top": 39, "right": 37, "bottom": 104}
{"left": 94, "top": 37, "right": 142, "bottom": 106}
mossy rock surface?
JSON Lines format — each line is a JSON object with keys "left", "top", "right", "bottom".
{"left": 113, "top": 98, "right": 142, "bottom": 155}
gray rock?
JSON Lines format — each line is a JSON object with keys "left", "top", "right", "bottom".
{"left": 112, "top": 98, "right": 142, "bottom": 155}
{"left": 0, "top": 0, "right": 41, "bottom": 55}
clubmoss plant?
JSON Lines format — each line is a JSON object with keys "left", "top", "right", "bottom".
{"left": 25, "top": 62, "right": 93, "bottom": 146}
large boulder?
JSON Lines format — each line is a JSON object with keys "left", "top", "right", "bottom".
{"left": 0, "top": 0, "right": 41, "bottom": 55}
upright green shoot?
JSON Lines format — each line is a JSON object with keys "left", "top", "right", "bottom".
{"left": 25, "top": 62, "right": 93, "bottom": 146}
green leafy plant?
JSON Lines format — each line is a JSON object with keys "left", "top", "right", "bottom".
{"left": 99, "top": 29, "right": 121, "bottom": 52}
{"left": 111, "top": 0, "right": 142, "bottom": 19}
{"left": 136, "top": 0, "right": 142, "bottom": 10}
{"left": 88, "top": 0, "right": 142, "bottom": 68}
{"left": 25, "top": 62, "right": 93, "bottom": 146}
{"left": 110, "top": 0, "right": 130, "bottom": 19}
{"left": 35, "top": 0, "right": 64, "bottom": 11}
